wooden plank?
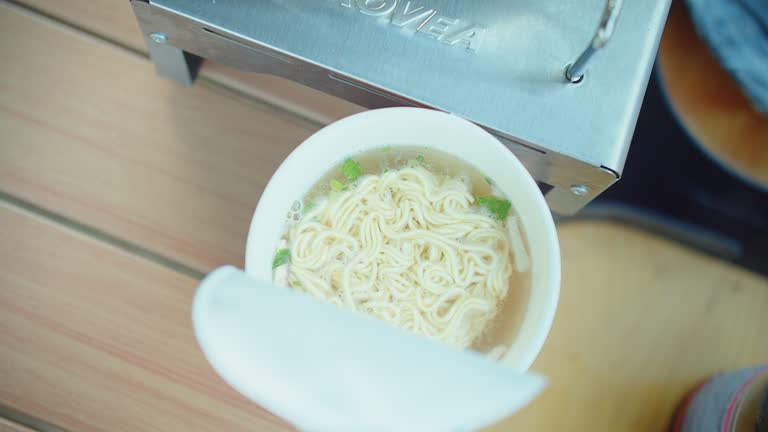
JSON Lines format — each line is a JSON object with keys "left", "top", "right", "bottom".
{"left": 201, "top": 64, "right": 364, "bottom": 126}
{"left": 0, "top": 3, "right": 317, "bottom": 272}
{"left": 15, "top": 0, "right": 363, "bottom": 125}
{"left": 490, "top": 221, "right": 768, "bottom": 431}
{"left": 0, "top": 418, "right": 36, "bottom": 432}
{"left": 2, "top": 199, "right": 765, "bottom": 431}
{"left": 0, "top": 203, "right": 291, "bottom": 432}
{"left": 14, "top": 0, "right": 144, "bottom": 52}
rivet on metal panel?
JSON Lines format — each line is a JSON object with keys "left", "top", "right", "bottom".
{"left": 570, "top": 184, "right": 590, "bottom": 196}
{"left": 150, "top": 32, "right": 168, "bottom": 44}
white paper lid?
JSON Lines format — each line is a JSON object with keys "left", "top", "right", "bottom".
{"left": 193, "top": 266, "right": 545, "bottom": 432}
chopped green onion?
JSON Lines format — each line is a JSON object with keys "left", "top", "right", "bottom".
{"left": 342, "top": 158, "right": 362, "bottom": 182}
{"left": 330, "top": 179, "right": 346, "bottom": 191}
{"left": 477, "top": 196, "right": 512, "bottom": 221}
{"left": 407, "top": 154, "right": 426, "bottom": 167}
{"left": 272, "top": 248, "right": 290, "bottom": 270}
{"left": 484, "top": 176, "right": 493, "bottom": 185}
{"left": 302, "top": 201, "right": 316, "bottom": 215}
{"left": 380, "top": 145, "right": 392, "bottom": 152}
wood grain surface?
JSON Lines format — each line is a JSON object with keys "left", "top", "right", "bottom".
{"left": 0, "top": 418, "right": 36, "bottom": 432}
{"left": 0, "top": 203, "right": 290, "bottom": 432}
{"left": 0, "top": 3, "right": 315, "bottom": 273}
{"left": 1, "top": 1, "right": 766, "bottom": 431}
{"left": 2, "top": 197, "right": 765, "bottom": 432}
{"left": 15, "top": 0, "right": 363, "bottom": 125}
{"left": 492, "top": 221, "right": 768, "bottom": 431}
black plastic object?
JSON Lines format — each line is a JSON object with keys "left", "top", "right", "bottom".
{"left": 563, "top": 70, "right": 768, "bottom": 277}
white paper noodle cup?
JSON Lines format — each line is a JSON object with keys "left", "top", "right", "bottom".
{"left": 246, "top": 108, "right": 560, "bottom": 371}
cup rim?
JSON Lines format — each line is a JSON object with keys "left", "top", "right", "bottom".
{"left": 246, "top": 107, "right": 560, "bottom": 370}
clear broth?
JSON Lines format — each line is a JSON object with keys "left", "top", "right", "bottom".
{"left": 306, "top": 146, "right": 494, "bottom": 204}
{"left": 282, "top": 146, "right": 530, "bottom": 353}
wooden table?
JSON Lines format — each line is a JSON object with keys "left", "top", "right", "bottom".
{"left": 1, "top": 1, "right": 766, "bottom": 431}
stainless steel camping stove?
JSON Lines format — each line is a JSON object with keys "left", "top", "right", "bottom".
{"left": 131, "top": 0, "right": 671, "bottom": 214}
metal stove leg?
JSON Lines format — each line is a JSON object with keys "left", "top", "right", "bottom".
{"left": 144, "top": 34, "right": 201, "bottom": 86}
{"left": 131, "top": 0, "right": 201, "bottom": 85}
